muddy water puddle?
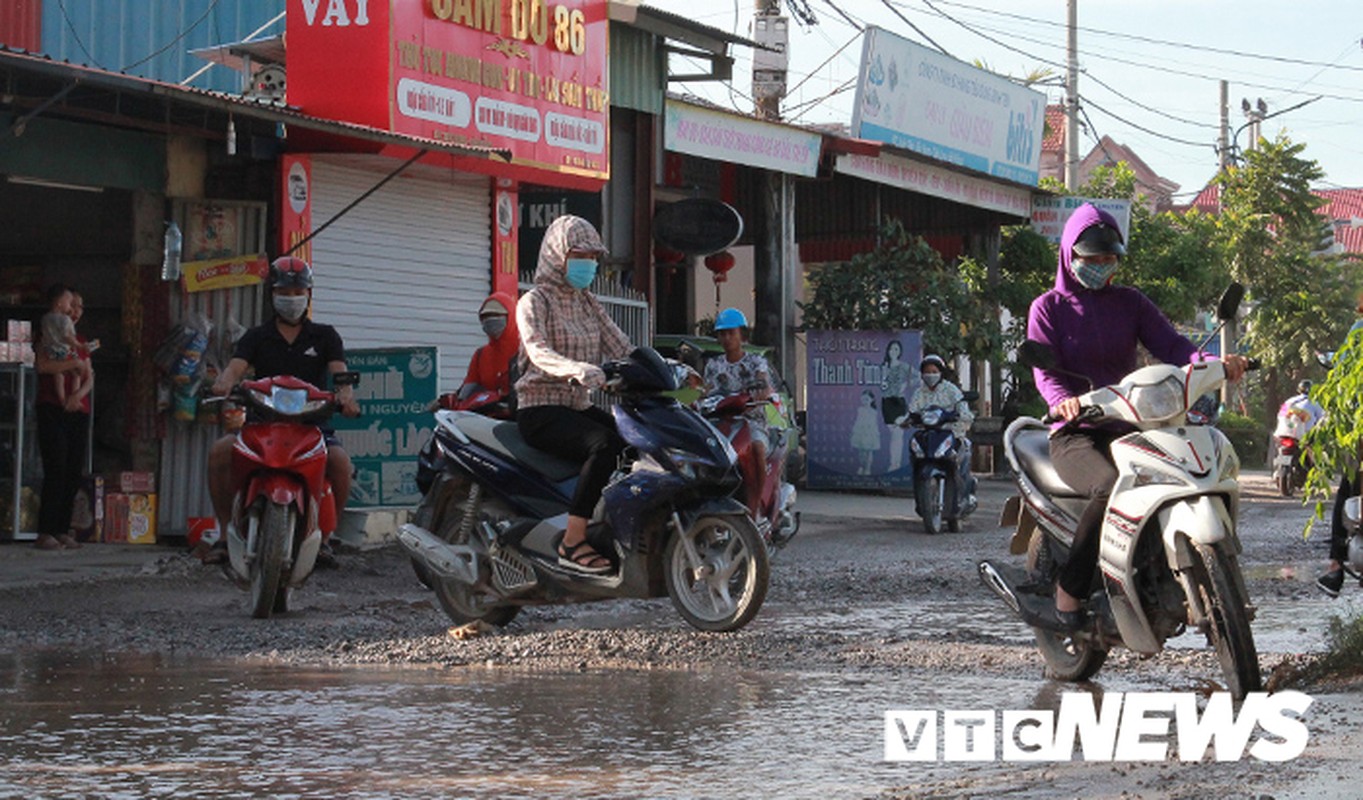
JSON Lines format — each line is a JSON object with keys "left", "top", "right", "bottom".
{"left": 0, "top": 650, "right": 1178, "bottom": 799}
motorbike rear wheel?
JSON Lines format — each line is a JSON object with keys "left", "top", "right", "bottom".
{"left": 918, "top": 474, "right": 944, "bottom": 535}
{"left": 428, "top": 475, "right": 520, "bottom": 628}
{"left": 1026, "top": 532, "right": 1109, "bottom": 682}
{"left": 1192, "top": 542, "right": 1261, "bottom": 699}
{"left": 1275, "top": 468, "right": 1293, "bottom": 497}
{"left": 665, "top": 513, "right": 769, "bottom": 632}
{"left": 249, "top": 502, "right": 293, "bottom": 619}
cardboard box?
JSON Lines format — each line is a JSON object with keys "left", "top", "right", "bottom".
{"left": 104, "top": 492, "right": 157, "bottom": 544}
{"left": 104, "top": 493, "right": 129, "bottom": 543}
{"left": 71, "top": 475, "right": 105, "bottom": 543}
{"left": 6, "top": 320, "right": 31, "bottom": 343}
{"left": 109, "top": 471, "right": 156, "bottom": 493}
{"left": 127, "top": 493, "right": 157, "bottom": 544}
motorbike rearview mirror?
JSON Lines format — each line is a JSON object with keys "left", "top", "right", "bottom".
{"left": 1316, "top": 350, "right": 1335, "bottom": 369}
{"left": 331, "top": 371, "right": 360, "bottom": 388}
{"left": 962, "top": 390, "right": 980, "bottom": 403}
{"left": 1216, "top": 282, "right": 1245, "bottom": 322}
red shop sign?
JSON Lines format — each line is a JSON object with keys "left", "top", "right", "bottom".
{"left": 287, "top": 0, "right": 609, "bottom": 183}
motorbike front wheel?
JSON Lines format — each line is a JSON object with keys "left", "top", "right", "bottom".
{"left": 1026, "top": 532, "right": 1109, "bottom": 682}
{"left": 665, "top": 513, "right": 770, "bottom": 632}
{"left": 1193, "top": 542, "right": 1261, "bottom": 699}
{"left": 917, "top": 474, "right": 944, "bottom": 535}
{"left": 428, "top": 474, "right": 520, "bottom": 628}
{"left": 249, "top": 502, "right": 293, "bottom": 619}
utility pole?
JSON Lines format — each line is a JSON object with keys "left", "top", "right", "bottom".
{"left": 752, "top": 0, "right": 786, "bottom": 121}
{"left": 751, "top": 0, "right": 794, "bottom": 384}
{"left": 1064, "top": 0, "right": 1079, "bottom": 190}
{"left": 1218, "top": 80, "right": 1229, "bottom": 172}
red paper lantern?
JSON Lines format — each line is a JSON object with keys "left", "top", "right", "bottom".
{"left": 653, "top": 244, "right": 685, "bottom": 265}
{"left": 704, "top": 250, "right": 736, "bottom": 283}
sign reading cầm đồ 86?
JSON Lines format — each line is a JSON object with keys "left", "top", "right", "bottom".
{"left": 287, "top": 0, "right": 610, "bottom": 182}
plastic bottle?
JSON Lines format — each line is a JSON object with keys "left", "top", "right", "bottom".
{"left": 162, "top": 221, "right": 183, "bottom": 281}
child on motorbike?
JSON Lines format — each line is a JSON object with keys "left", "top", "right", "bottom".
{"left": 703, "top": 308, "right": 775, "bottom": 517}
{"left": 1027, "top": 204, "right": 1247, "bottom": 631}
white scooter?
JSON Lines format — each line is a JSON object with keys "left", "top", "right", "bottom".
{"left": 980, "top": 285, "right": 1263, "bottom": 699}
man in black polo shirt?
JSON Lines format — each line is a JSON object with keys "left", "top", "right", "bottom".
{"left": 203, "top": 256, "right": 360, "bottom": 564}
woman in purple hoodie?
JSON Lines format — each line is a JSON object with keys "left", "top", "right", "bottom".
{"left": 1026, "top": 203, "right": 1247, "bottom": 631}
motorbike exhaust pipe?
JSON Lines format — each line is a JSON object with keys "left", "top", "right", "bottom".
{"left": 978, "top": 560, "right": 1022, "bottom": 614}
{"left": 397, "top": 523, "right": 480, "bottom": 586}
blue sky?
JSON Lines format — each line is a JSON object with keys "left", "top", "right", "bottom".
{"left": 645, "top": 0, "right": 1363, "bottom": 197}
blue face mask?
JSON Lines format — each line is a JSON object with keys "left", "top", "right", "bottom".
{"left": 565, "top": 258, "right": 598, "bottom": 289}
{"left": 1072, "top": 256, "right": 1120, "bottom": 290}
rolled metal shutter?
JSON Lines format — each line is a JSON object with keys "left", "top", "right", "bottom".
{"left": 308, "top": 157, "right": 492, "bottom": 394}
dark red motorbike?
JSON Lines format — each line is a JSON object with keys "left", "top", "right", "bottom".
{"left": 219, "top": 373, "right": 356, "bottom": 618}
{"left": 700, "top": 391, "right": 799, "bottom": 550}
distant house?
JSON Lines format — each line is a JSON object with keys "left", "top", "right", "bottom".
{"left": 1177, "top": 183, "right": 1363, "bottom": 255}
{"left": 1038, "top": 104, "right": 1180, "bottom": 212}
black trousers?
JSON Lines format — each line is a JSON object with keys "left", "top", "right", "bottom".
{"left": 1330, "top": 473, "right": 1356, "bottom": 564}
{"left": 36, "top": 404, "right": 88, "bottom": 536}
{"left": 1049, "top": 427, "right": 1122, "bottom": 600}
{"left": 518, "top": 405, "right": 625, "bottom": 519}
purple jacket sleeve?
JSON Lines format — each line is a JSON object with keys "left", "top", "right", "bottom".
{"left": 1135, "top": 292, "right": 1203, "bottom": 366}
{"left": 1026, "top": 294, "right": 1073, "bottom": 410}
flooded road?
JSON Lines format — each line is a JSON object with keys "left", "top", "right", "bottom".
{"left": 0, "top": 650, "right": 1023, "bottom": 799}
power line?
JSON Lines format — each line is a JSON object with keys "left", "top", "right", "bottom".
{"left": 1081, "top": 71, "right": 1216, "bottom": 130}
{"left": 785, "top": 76, "right": 858, "bottom": 120}
{"left": 923, "top": 0, "right": 1363, "bottom": 73}
{"left": 877, "top": 0, "right": 952, "bottom": 58}
{"left": 1081, "top": 96, "right": 1214, "bottom": 148}
{"left": 56, "top": 0, "right": 101, "bottom": 68}
{"left": 819, "top": 0, "right": 864, "bottom": 32}
{"left": 123, "top": 0, "right": 222, "bottom": 72}
{"left": 785, "top": 30, "right": 864, "bottom": 97}
{"left": 913, "top": 0, "right": 1066, "bottom": 72}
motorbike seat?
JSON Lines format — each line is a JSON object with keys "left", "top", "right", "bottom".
{"left": 1012, "top": 428, "right": 1088, "bottom": 499}
{"left": 452, "top": 413, "right": 583, "bottom": 482}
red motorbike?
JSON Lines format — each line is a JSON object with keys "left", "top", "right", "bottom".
{"left": 219, "top": 373, "right": 357, "bottom": 618}
{"left": 700, "top": 391, "right": 799, "bottom": 550}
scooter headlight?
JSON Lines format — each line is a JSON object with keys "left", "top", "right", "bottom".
{"left": 1126, "top": 376, "right": 1186, "bottom": 422}
{"left": 920, "top": 408, "right": 943, "bottom": 427}
{"left": 933, "top": 438, "right": 954, "bottom": 458}
{"left": 664, "top": 447, "right": 721, "bottom": 481}
{"left": 910, "top": 438, "right": 925, "bottom": 458}
{"left": 1131, "top": 463, "right": 1186, "bottom": 487}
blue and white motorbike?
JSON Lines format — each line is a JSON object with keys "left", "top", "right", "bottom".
{"left": 398, "top": 347, "right": 770, "bottom": 632}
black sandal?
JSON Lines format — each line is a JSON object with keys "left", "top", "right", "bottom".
{"left": 557, "top": 537, "right": 612, "bottom": 574}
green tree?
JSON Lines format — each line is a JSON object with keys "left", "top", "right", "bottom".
{"left": 798, "top": 218, "right": 999, "bottom": 363}
{"left": 1218, "top": 134, "right": 1361, "bottom": 419}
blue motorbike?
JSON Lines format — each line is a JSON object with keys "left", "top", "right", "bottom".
{"left": 398, "top": 347, "right": 770, "bottom": 632}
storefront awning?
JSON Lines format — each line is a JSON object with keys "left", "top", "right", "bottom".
{"left": 0, "top": 47, "right": 510, "bottom": 163}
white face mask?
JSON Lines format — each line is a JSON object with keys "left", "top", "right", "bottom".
{"left": 923, "top": 373, "right": 942, "bottom": 388}
{"left": 274, "top": 294, "right": 309, "bottom": 322}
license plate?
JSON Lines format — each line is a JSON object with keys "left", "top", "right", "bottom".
{"left": 1274, "top": 455, "right": 1293, "bottom": 466}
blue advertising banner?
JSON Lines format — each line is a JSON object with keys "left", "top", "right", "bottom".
{"left": 806, "top": 330, "right": 923, "bottom": 490}
{"left": 331, "top": 347, "right": 439, "bottom": 508}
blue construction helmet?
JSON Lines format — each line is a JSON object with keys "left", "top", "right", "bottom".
{"left": 714, "top": 307, "right": 749, "bottom": 332}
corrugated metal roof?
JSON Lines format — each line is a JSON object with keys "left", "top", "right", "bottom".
{"left": 0, "top": 0, "right": 41, "bottom": 52}
{"left": 38, "top": 0, "right": 285, "bottom": 94}
{"left": 0, "top": 46, "right": 509, "bottom": 161}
